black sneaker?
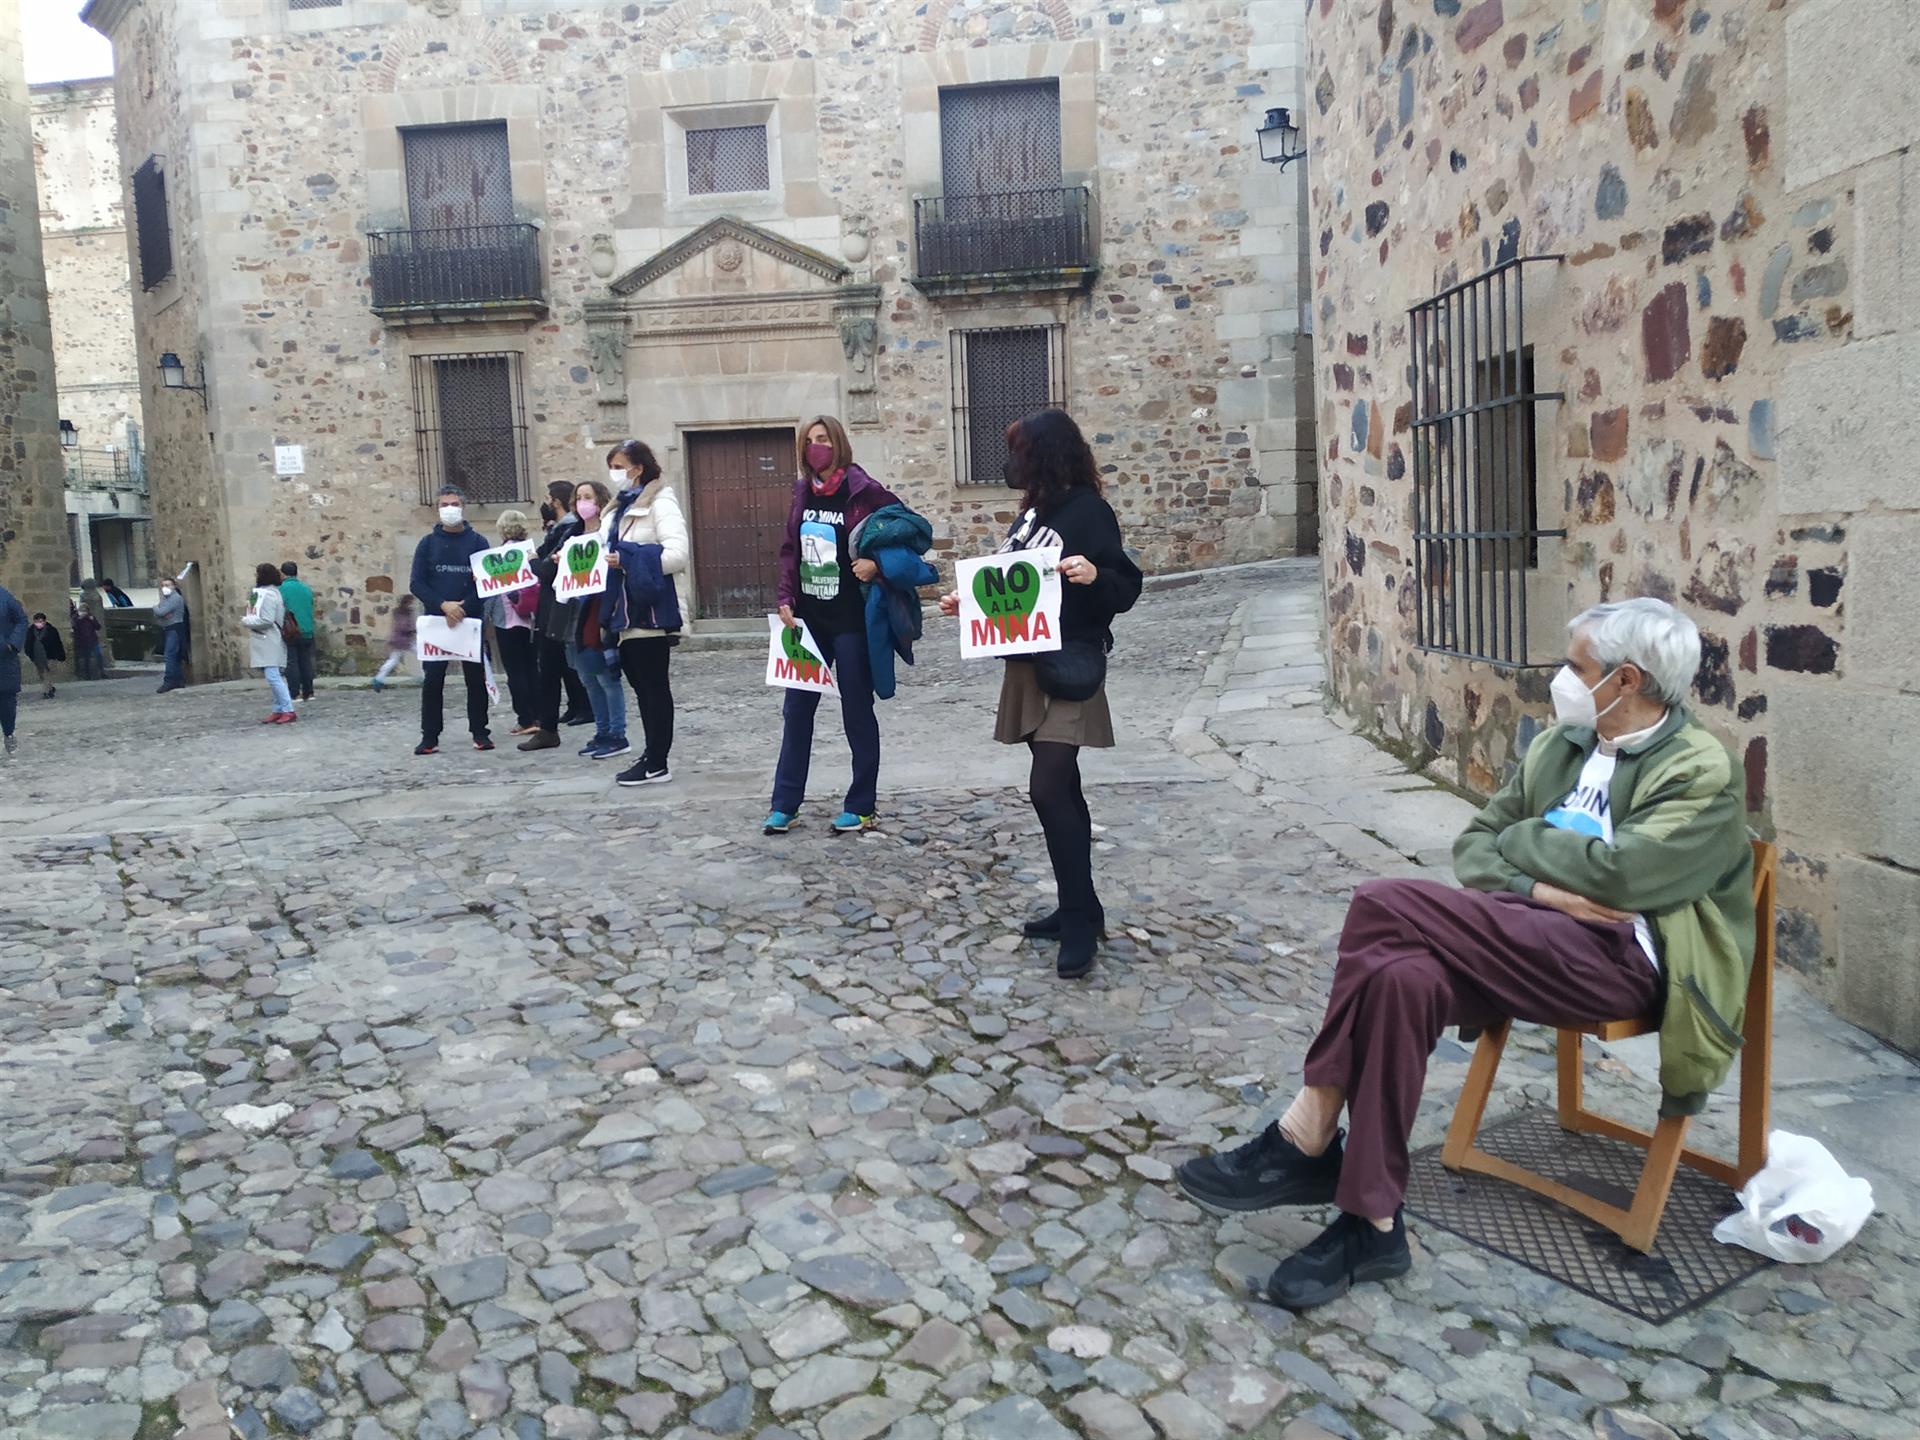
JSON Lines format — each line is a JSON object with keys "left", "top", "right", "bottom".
{"left": 473, "top": 738, "right": 495, "bottom": 751}
{"left": 1176, "top": 1124, "right": 1345, "bottom": 1212}
{"left": 1266, "top": 1209, "right": 1412, "bottom": 1312}
{"left": 560, "top": 711, "right": 593, "bottom": 727}
{"left": 616, "top": 759, "right": 672, "bottom": 787}
{"left": 414, "top": 741, "right": 439, "bottom": 756}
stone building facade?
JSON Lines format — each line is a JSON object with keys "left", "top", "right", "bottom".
{"left": 0, "top": 1, "right": 75, "bottom": 628}
{"left": 1307, "top": 0, "right": 1920, "bottom": 1051}
{"left": 32, "top": 75, "right": 153, "bottom": 593}
{"left": 81, "top": 0, "right": 1315, "bottom": 678}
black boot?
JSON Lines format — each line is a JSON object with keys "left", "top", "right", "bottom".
{"left": 1024, "top": 906, "right": 1108, "bottom": 941}
{"left": 1056, "top": 910, "right": 1099, "bottom": 980}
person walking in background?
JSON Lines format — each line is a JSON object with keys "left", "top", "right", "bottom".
{"left": 100, "top": 577, "right": 133, "bottom": 608}
{"left": 26, "top": 613, "right": 65, "bottom": 699}
{"left": 486, "top": 509, "right": 541, "bottom": 734}
{"left": 409, "top": 484, "right": 492, "bottom": 755}
{"left": 605, "top": 439, "right": 689, "bottom": 786}
{"left": 0, "top": 584, "right": 27, "bottom": 758}
{"left": 765, "top": 416, "right": 909, "bottom": 837}
{"left": 241, "top": 562, "right": 296, "bottom": 725}
{"left": 938, "top": 411, "right": 1142, "bottom": 980}
{"left": 278, "top": 562, "right": 317, "bottom": 702}
{"left": 72, "top": 604, "right": 105, "bottom": 680}
{"left": 371, "top": 596, "right": 417, "bottom": 690}
{"left": 155, "top": 577, "right": 188, "bottom": 693}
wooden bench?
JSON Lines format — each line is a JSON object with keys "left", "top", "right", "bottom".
{"left": 1440, "top": 840, "right": 1776, "bottom": 1253}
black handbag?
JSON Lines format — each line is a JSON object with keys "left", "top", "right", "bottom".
{"left": 1034, "top": 638, "right": 1107, "bottom": 702}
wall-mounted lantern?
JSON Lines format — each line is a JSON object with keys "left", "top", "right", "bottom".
{"left": 157, "top": 351, "right": 207, "bottom": 407}
{"left": 59, "top": 419, "right": 79, "bottom": 448}
{"left": 1257, "top": 107, "right": 1305, "bottom": 170}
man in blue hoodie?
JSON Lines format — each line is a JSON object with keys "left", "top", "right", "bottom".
{"left": 408, "top": 484, "right": 492, "bottom": 755}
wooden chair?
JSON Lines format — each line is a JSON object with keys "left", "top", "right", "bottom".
{"left": 1441, "top": 840, "right": 1776, "bottom": 1253}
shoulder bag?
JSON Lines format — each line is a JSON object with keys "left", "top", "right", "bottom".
{"left": 1034, "top": 638, "right": 1107, "bottom": 702}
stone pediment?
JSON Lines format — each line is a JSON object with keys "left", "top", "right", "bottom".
{"left": 608, "top": 217, "right": 849, "bottom": 300}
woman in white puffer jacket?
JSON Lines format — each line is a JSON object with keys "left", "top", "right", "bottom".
{"left": 604, "top": 439, "right": 690, "bottom": 786}
{"left": 240, "top": 561, "right": 296, "bottom": 725}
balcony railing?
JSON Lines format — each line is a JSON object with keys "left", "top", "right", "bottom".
{"left": 64, "top": 447, "right": 147, "bottom": 496}
{"left": 913, "top": 187, "right": 1095, "bottom": 294}
{"left": 367, "top": 222, "right": 545, "bottom": 319}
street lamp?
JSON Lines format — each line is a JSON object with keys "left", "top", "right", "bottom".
{"left": 1257, "top": 107, "right": 1305, "bottom": 170}
{"left": 59, "top": 419, "right": 78, "bottom": 448}
{"left": 157, "top": 351, "right": 208, "bottom": 407}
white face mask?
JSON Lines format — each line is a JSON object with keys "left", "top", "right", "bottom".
{"left": 1550, "top": 664, "right": 1623, "bottom": 729}
{"left": 439, "top": 505, "right": 464, "bottom": 526}
{"left": 160, "top": 586, "right": 174, "bottom": 597}
{"left": 608, "top": 468, "right": 626, "bottom": 488}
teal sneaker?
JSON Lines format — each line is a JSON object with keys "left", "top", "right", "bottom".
{"left": 830, "top": 811, "right": 874, "bottom": 833}
{"left": 763, "top": 810, "right": 798, "bottom": 835}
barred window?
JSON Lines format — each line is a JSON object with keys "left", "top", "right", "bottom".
{"left": 686, "top": 125, "right": 770, "bottom": 195}
{"left": 287, "top": 0, "right": 344, "bottom": 9}
{"left": 1408, "top": 254, "right": 1565, "bottom": 666}
{"left": 132, "top": 156, "right": 172, "bottom": 291}
{"left": 950, "top": 324, "right": 1067, "bottom": 486}
{"left": 410, "top": 352, "right": 530, "bottom": 506}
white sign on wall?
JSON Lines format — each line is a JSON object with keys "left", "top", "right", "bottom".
{"left": 274, "top": 445, "right": 305, "bottom": 477}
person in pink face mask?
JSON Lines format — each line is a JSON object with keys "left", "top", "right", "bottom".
{"left": 765, "top": 415, "right": 904, "bottom": 837}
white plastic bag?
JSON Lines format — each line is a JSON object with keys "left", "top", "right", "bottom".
{"left": 1712, "top": 1130, "right": 1874, "bottom": 1263}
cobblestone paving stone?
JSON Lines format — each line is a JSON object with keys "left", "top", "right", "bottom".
{"left": 1, "top": 563, "right": 1915, "bottom": 1440}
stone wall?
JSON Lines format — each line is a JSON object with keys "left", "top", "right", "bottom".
{"left": 32, "top": 78, "right": 144, "bottom": 453}
{"left": 0, "top": 2, "right": 74, "bottom": 626}
{"left": 84, "top": 0, "right": 1315, "bottom": 679}
{"left": 1306, "top": 0, "right": 1920, "bottom": 1051}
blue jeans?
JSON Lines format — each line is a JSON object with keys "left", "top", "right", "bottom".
{"left": 263, "top": 665, "right": 294, "bottom": 714}
{"left": 770, "top": 626, "right": 879, "bottom": 817}
{"left": 163, "top": 625, "right": 185, "bottom": 688}
{"left": 569, "top": 643, "right": 626, "bottom": 740}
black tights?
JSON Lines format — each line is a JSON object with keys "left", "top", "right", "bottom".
{"left": 1029, "top": 740, "right": 1099, "bottom": 920}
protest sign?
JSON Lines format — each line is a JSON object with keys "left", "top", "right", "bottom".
{"left": 955, "top": 546, "right": 1063, "bottom": 658}
{"left": 470, "top": 541, "right": 538, "bottom": 598}
{"left": 416, "top": 616, "right": 484, "bottom": 664}
{"left": 765, "top": 615, "right": 838, "bottom": 694}
{"left": 554, "top": 533, "right": 608, "bottom": 602}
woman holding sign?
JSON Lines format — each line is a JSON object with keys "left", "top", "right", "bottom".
{"left": 938, "top": 411, "right": 1142, "bottom": 979}
{"left": 765, "top": 416, "right": 906, "bottom": 835}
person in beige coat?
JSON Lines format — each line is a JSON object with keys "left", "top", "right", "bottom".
{"left": 241, "top": 562, "right": 297, "bottom": 725}
{"left": 605, "top": 439, "right": 691, "bottom": 786}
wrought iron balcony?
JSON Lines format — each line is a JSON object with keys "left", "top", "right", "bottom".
{"left": 368, "top": 222, "right": 546, "bottom": 322}
{"left": 64, "top": 447, "right": 147, "bottom": 497}
{"left": 912, "top": 186, "right": 1096, "bottom": 297}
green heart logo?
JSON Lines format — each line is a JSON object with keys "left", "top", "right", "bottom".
{"left": 781, "top": 626, "right": 819, "bottom": 666}
{"left": 567, "top": 539, "right": 600, "bottom": 576}
{"left": 971, "top": 560, "right": 1041, "bottom": 620}
{"left": 481, "top": 549, "right": 526, "bottom": 579}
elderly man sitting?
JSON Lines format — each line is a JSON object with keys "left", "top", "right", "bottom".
{"left": 1178, "top": 598, "right": 1754, "bottom": 1310}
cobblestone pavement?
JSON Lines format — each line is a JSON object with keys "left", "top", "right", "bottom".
{"left": 2, "top": 562, "right": 1916, "bottom": 1440}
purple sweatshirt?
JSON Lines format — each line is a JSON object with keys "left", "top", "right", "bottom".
{"left": 776, "top": 464, "right": 903, "bottom": 611}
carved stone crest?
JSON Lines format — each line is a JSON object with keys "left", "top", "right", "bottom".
{"left": 587, "top": 320, "right": 628, "bottom": 408}
{"left": 412, "top": 0, "right": 462, "bottom": 17}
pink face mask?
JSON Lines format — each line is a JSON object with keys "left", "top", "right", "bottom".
{"left": 576, "top": 499, "right": 600, "bottom": 522}
{"left": 804, "top": 441, "right": 835, "bottom": 473}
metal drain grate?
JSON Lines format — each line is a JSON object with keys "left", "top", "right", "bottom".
{"left": 1405, "top": 1106, "right": 1771, "bottom": 1324}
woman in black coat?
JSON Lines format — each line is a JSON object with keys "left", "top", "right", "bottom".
{"left": 939, "top": 410, "right": 1143, "bottom": 979}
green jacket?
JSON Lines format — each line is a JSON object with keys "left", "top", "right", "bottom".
{"left": 279, "top": 577, "right": 316, "bottom": 636}
{"left": 1453, "top": 707, "right": 1754, "bottom": 1116}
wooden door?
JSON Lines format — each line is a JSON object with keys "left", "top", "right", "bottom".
{"left": 687, "top": 428, "right": 794, "bottom": 619}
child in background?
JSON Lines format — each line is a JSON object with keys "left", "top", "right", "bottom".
{"left": 72, "top": 606, "right": 105, "bottom": 680}
{"left": 371, "top": 596, "right": 417, "bottom": 691}
{"left": 26, "top": 614, "right": 65, "bottom": 697}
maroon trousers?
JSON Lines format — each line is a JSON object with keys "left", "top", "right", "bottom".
{"left": 1304, "top": 878, "right": 1660, "bottom": 1219}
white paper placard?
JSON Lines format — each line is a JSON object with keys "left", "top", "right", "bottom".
{"left": 553, "top": 533, "right": 608, "bottom": 602}
{"left": 765, "top": 615, "right": 838, "bottom": 694}
{"left": 274, "top": 444, "right": 305, "bottom": 476}
{"left": 470, "top": 541, "right": 539, "bottom": 598}
{"left": 416, "top": 616, "right": 484, "bottom": 664}
{"left": 955, "top": 546, "right": 1062, "bottom": 659}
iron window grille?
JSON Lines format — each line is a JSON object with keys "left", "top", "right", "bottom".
{"left": 287, "top": 0, "right": 344, "bottom": 9}
{"left": 950, "top": 324, "right": 1067, "bottom": 486}
{"left": 1409, "top": 253, "right": 1565, "bottom": 667}
{"left": 686, "top": 125, "right": 770, "bottom": 195}
{"left": 402, "top": 121, "right": 513, "bottom": 231}
{"left": 132, "top": 156, "right": 172, "bottom": 291}
{"left": 410, "top": 352, "right": 531, "bottom": 506}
